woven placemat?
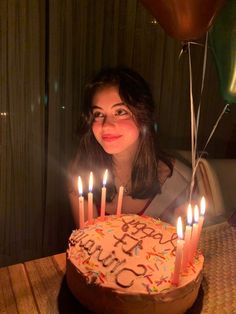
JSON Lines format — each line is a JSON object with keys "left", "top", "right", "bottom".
{"left": 199, "top": 221, "right": 236, "bottom": 313}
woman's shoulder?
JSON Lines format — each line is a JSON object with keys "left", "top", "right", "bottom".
{"left": 172, "top": 158, "right": 192, "bottom": 183}
{"left": 158, "top": 158, "right": 192, "bottom": 192}
{"left": 144, "top": 158, "right": 192, "bottom": 221}
{"left": 157, "top": 157, "right": 191, "bottom": 186}
{"left": 158, "top": 159, "right": 172, "bottom": 186}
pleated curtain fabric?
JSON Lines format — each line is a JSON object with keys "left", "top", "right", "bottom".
{"left": 0, "top": 0, "right": 232, "bottom": 266}
{"left": 0, "top": 0, "right": 46, "bottom": 265}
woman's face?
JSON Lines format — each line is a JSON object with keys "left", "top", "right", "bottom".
{"left": 91, "top": 86, "right": 140, "bottom": 157}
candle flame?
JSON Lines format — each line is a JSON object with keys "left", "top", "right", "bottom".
{"left": 194, "top": 205, "right": 199, "bottom": 223}
{"left": 187, "top": 204, "right": 193, "bottom": 225}
{"left": 78, "top": 176, "right": 83, "bottom": 195}
{"left": 200, "top": 196, "right": 206, "bottom": 215}
{"left": 89, "top": 172, "right": 93, "bottom": 192}
{"left": 103, "top": 169, "right": 108, "bottom": 186}
{"left": 177, "top": 217, "right": 183, "bottom": 239}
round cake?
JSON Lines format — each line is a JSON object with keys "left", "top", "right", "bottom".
{"left": 66, "top": 214, "right": 204, "bottom": 314}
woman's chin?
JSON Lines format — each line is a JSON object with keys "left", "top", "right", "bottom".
{"left": 102, "top": 146, "right": 121, "bottom": 155}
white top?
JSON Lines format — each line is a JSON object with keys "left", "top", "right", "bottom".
{"left": 145, "top": 159, "right": 192, "bottom": 223}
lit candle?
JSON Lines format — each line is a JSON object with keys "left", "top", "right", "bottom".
{"left": 189, "top": 205, "right": 199, "bottom": 263}
{"left": 87, "top": 172, "right": 93, "bottom": 224}
{"left": 77, "top": 176, "right": 84, "bottom": 229}
{"left": 182, "top": 204, "right": 193, "bottom": 272}
{"left": 198, "top": 196, "right": 206, "bottom": 239}
{"left": 172, "top": 217, "right": 185, "bottom": 286}
{"left": 116, "top": 186, "right": 124, "bottom": 217}
{"left": 100, "top": 169, "right": 108, "bottom": 221}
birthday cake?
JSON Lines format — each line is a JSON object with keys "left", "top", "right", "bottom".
{"left": 66, "top": 214, "right": 204, "bottom": 314}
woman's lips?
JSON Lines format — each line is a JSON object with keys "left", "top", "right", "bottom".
{"left": 102, "top": 134, "right": 122, "bottom": 142}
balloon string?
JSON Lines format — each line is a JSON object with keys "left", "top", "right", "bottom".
{"left": 188, "top": 34, "right": 215, "bottom": 201}
{"left": 198, "top": 104, "right": 229, "bottom": 160}
{"left": 188, "top": 43, "right": 196, "bottom": 173}
{"left": 188, "top": 42, "right": 204, "bottom": 47}
{"left": 190, "top": 104, "right": 229, "bottom": 192}
{"left": 185, "top": 35, "right": 227, "bottom": 202}
{"left": 195, "top": 33, "right": 208, "bottom": 160}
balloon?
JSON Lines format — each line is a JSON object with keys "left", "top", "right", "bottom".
{"left": 141, "top": 0, "right": 226, "bottom": 41}
{"left": 209, "top": 0, "right": 236, "bottom": 104}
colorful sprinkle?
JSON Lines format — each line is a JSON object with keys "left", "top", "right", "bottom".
{"left": 144, "top": 275, "right": 153, "bottom": 284}
{"left": 154, "top": 263, "right": 159, "bottom": 271}
{"left": 99, "top": 275, "right": 105, "bottom": 283}
{"left": 147, "top": 265, "right": 154, "bottom": 272}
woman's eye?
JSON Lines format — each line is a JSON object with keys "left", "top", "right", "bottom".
{"left": 92, "top": 111, "right": 105, "bottom": 121}
{"left": 115, "top": 108, "right": 129, "bottom": 116}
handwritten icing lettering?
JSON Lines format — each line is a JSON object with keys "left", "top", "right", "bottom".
{"left": 76, "top": 240, "right": 127, "bottom": 276}
{"left": 110, "top": 258, "right": 126, "bottom": 273}
{"left": 102, "top": 251, "right": 117, "bottom": 267}
{"left": 121, "top": 218, "right": 136, "bottom": 232}
{"left": 69, "top": 230, "right": 86, "bottom": 246}
{"left": 70, "top": 216, "right": 177, "bottom": 288}
{"left": 87, "top": 244, "right": 102, "bottom": 256}
{"left": 113, "top": 233, "right": 143, "bottom": 256}
{"left": 130, "top": 222, "right": 150, "bottom": 236}
{"left": 121, "top": 218, "right": 156, "bottom": 239}
{"left": 153, "top": 233, "right": 177, "bottom": 254}
{"left": 83, "top": 239, "right": 96, "bottom": 251}
{"left": 78, "top": 234, "right": 89, "bottom": 247}
{"left": 116, "top": 264, "right": 147, "bottom": 288}
{"left": 121, "top": 218, "right": 177, "bottom": 251}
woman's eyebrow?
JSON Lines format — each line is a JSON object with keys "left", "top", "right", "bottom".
{"left": 92, "top": 102, "right": 126, "bottom": 110}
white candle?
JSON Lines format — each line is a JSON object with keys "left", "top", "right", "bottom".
{"left": 116, "top": 186, "right": 124, "bottom": 217}
{"left": 198, "top": 196, "right": 206, "bottom": 239}
{"left": 77, "top": 176, "right": 84, "bottom": 229}
{"left": 189, "top": 205, "right": 199, "bottom": 263}
{"left": 182, "top": 204, "right": 193, "bottom": 272}
{"left": 172, "top": 217, "right": 185, "bottom": 286}
{"left": 87, "top": 172, "right": 93, "bottom": 224}
{"left": 100, "top": 169, "right": 108, "bottom": 221}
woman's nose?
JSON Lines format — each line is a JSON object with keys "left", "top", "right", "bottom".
{"left": 102, "top": 115, "right": 116, "bottom": 127}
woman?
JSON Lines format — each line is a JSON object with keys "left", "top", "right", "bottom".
{"left": 68, "top": 66, "right": 192, "bottom": 227}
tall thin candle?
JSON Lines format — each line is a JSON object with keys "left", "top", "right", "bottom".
{"left": 172, "top": 217, "right": 185, "bottom": 286}
{"left": 100, "top": 169, "right": 108, "bottom": 221}
{"left": 116, "top": 186, "right": 124, "bottom": 217}
{"left": 198, "top": 196, "right": 206, "bottom": 239}
{"left": 189, "top": 205, "right": 199, "bottom": 263}
{"left": 182, "top": 204, "right": 193, "bottom": 272}
{"left": 77, "top": 176, "right": 84, "bottom": 229}
{"left": 87, "top": 172, "right": 93, "bottom": 224}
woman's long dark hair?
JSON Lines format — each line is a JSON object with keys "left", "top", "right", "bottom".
{"left": 69, "top": 66, "right": 173, "bottom": 202}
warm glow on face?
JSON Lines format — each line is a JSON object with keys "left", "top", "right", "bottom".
{"left": 200, "top": 196, "right": 206, "bottom": 215}
{"left": 103, "top": 169, "right": 108, "bottom": 186}
{"left": 187, "top": 204, "right": 193, "bottom": 225}
{"left": 78, "top": 176, "right": 83, "bottom": 195}
{"left": 177, "top": 217, "right": 183, "bottom": 239}
{"left": 89, "top": 172, "right": 93, "bottom": 192}
{"left": 194, "top": 205, "right": 199, "bottom": 223}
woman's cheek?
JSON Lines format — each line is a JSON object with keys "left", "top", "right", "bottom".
{"left": 92, "top": 122, "right": 99, "bottom": 135}
{"left": 92, "top": 122, "right": 105, "bottom": 146}
{"left": 118, "top": 119, "right": 139, "bottom": 135}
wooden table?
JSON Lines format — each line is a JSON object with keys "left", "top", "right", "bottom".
{"left": 1, "top": 221, "right": 236, "bottom": 314}
{"left": 0, "top": 253, "right": 69, "bottom": 314}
